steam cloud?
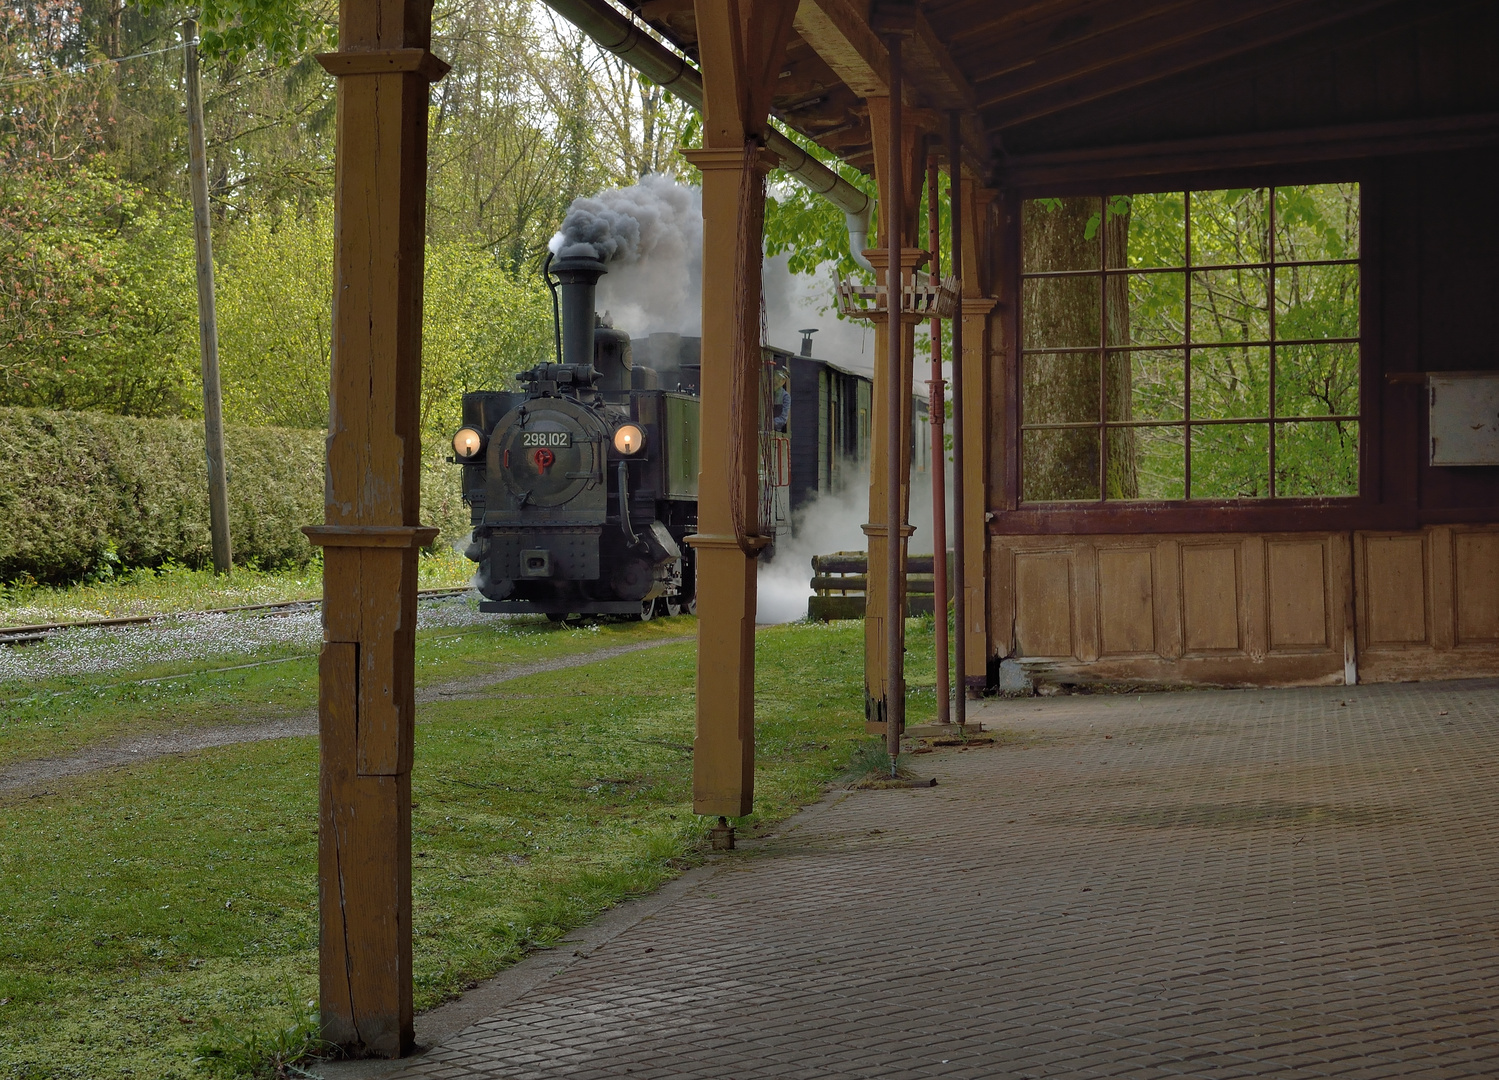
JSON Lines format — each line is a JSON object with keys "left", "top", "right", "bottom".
{"left": 756, "top": 464, "right": 950, "bottom": 624}
{"left": 550, "top": 174, "right": 703, "bottom": 336}
{"left": 549, "top": 176, "right": 953, "bottom": 623}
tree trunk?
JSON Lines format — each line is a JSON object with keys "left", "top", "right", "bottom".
{"left": 1021, "top": 197, "right": 1135, "bottom": 500}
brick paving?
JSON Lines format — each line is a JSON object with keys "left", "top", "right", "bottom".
{"left": 361, "top": 678, "right": 1499, "bottom": 1079}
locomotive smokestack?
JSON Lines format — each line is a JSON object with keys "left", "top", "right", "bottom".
{"left": 551, "top": 253, "right": 607, "bottom": 368}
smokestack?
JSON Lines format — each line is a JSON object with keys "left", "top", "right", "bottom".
{"left": 798, "top": 328, "right": 819, "bottom": 357}
{"left": 551, "top": 253, "right": 607, "bottom": 368}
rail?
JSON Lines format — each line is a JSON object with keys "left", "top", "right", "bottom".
{"left": 0, "top": 587, "right": 473, "bottom": 646}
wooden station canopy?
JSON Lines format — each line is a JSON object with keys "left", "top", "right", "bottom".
{"left": 614, "top": 0, "right": 1498, "bottom": 185}
{"left": 310, "top": 0, "right": 1497, "bottom": 1059}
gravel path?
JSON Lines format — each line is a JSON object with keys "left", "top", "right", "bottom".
{"left": 0, "top": 636, "right": 691, "bottom": 794}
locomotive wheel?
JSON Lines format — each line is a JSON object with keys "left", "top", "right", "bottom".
{"left": 636, "top": 598, "right": 655, "bottom": 622}
{"left": 663, "top": 595, "right": 682, "bottom": 617}
{"left": 685, "top": 592, "right": 697, "bottom": 616}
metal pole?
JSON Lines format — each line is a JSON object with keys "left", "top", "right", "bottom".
{"left": 885, "top": 34, "right": 905, "bottom": 760}
{"left": 926, "top": 152, "right": 950, "bottom": 725}
{"left": 185, "top": 19, "right": 232, "bottom": 575}
{"left": 948, "top": 110, "right": 966, "bottom": 729}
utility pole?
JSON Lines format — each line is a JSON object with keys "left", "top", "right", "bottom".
{"left": 185, "top": 18, "right": 232, "bottom": 574}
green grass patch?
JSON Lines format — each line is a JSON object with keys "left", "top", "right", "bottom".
{"left": 0, "top": 619, "right": 928, "bottom": 1079}
{"left": 0, "top": 614, "right": 693, "bottom": 768}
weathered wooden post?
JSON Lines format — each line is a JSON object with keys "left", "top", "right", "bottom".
{"left": 685, "top": 0, "right": 799, "bottom": 820}
{"left": 303, "top": 0, "right": 447, "bottom": 1058}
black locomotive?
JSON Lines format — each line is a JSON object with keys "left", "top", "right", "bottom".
{"left": 451, "top": 252, "right": 914, "bottom": 620}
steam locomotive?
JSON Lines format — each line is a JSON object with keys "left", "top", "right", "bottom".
{"left": 451, "top": 252, "right": 921, "bottom": 620}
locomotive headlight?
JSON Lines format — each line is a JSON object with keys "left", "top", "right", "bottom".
{"left": 613, "top": 423, "right": 645, "bottom": 455}
{"left": 452, "top": 426, "right": 485, "bottom": 461}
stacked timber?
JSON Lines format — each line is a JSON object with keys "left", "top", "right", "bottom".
{"left": 807, "top": 550, "right": 954, "bottom": 621}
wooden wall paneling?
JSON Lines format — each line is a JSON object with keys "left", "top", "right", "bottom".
{"left": 1013, "top": 549, "right": 1074, "bottom": 658}
{"left": 992, "top": 541, "right": 1014, "bottom": 658}
{"left": 1430, "top": 524, "right": 1456, "bottom": 649}
{"left": 1180, "top": 543, "right": 1241, "bottom": 654}
{"left": 1097, "top": 546, "right": 1156, "bottom": 656}
{"left": 1073, "top": 540, "right": 1100, "bottom": 662}
{"left": 1241, "top": 535, "right": 1268, "bottom": 662}
{"left": 1266, "top": 537, "right": 1331, "bottom": 652}
{"left": 1153, "top": 539, "right": 1183, "bottom": 661}
{"left": 1360, "top": 533, "right": 1429, "bottom": 646}
{"left": 1454, "top": 527, "right": 1499, "bottom": 644}
{"left": 1335, "top": 532, "right": 1357, "bottom": 685}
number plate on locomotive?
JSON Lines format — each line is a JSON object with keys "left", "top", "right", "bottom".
{"left": 520, "top": 431, "right": 571, "bottom": 448}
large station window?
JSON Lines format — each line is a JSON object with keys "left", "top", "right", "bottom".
{"left": 1019, "top": 184, "right": 1360, "bottom": 502}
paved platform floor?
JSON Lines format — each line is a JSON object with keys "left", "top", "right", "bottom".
{"left": 340, "top": 679, "right": 1499, "bottom": 1079}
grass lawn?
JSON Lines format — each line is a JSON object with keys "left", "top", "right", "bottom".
{"left": 0, "top": 548, "right": 474, "bottom": 627}
{"left": 0, "top": 612, "right": 692, "bottom": 769}
{"left": 0, "top": 617, "right": 943, "bottom": 1079}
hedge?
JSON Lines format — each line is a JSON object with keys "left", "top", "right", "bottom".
{"left": 0, "top": 408, "right": 469, "bottom": 583}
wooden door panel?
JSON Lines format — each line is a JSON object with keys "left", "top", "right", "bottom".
{"left": 1014, "top": 551, "right": 1073, "bottom": 658}
{"left": 1455, "top": 531, "right": 1499, "bottom": 643}
{"left": 1362, "top": 535, "right": 1428, "bottom": 645}
{"left": 1181, "top": 545, "right": 1240, "bottom": 653}
{"left": 1267, "top": 540, "right": 1329, "bottom": 650}
{"left": 1097, "top": 548, "right": 1155, "bottom": 656}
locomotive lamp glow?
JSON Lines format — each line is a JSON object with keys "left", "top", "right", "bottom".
{"left": 613, "top": 423, "right": 645, "bottom": 455}
{"left": 453, "top": 427, "right": 485, "bottom": 460}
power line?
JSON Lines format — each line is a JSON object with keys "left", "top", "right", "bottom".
{"left": 0, "top": 42, "right": 186, "bottom": 87}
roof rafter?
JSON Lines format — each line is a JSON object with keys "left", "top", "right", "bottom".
{"left": 976, "top": 0, "right": 1402, "bottom": 124}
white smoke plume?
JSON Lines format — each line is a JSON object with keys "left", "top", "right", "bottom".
{"left": 550, "top": 174, "right": 703, "bottom": 336}
{"left": 756, "top": 463, "right": 950, "bottom": 624}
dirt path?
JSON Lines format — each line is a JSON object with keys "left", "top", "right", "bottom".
{"left": 0, "top": 636, "right": 691, "bottom": 794}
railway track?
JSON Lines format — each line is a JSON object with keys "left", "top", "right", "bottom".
{"left": 0, "top": 586, "right": 474, "bottom": 647}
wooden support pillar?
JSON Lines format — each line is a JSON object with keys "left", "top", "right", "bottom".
{"left": 306, "top": 1, "right": 446, "bottom": 1058}
{"left": 958, "top": 180, "right": 997, "bottom": 695}
{"left": 862, "top": 87, "right": 936, "bottom": 733}
{"left": 686, "top": 0, "right": 798, "bottom": 818}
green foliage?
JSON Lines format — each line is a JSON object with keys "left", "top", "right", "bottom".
{"left": 217, "top": 208, "right": 554, "bottom": 439}
{"left": 1022, "top": 184, "right": 1361, "bottom": 500}
{"left": 0, "top": 407, "right": 467, "bottom": 582}
{"left": 215, "top": 210, "right": 335, "bottom": 431}
{"left": 762, "top": 124, "right": 876, "bottom": 280}
{"left": 0, "top": 408, "right": 323, "bottom": 581}
{"left": 420, "top": 243, "right": 555, "bottom": 438}
{"left": 196, "top": 999, "right": 329, "bottom": 1079}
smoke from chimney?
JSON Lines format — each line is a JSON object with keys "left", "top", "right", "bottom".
{"left": 550, "top": 174, "right": 703, "bottom": 336}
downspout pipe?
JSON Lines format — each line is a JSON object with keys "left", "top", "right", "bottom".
{"left": 541, "top": 0, "right": 874, "bottom": 268}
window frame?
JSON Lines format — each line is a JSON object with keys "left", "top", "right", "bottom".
{"left": 997, "top": 166, "right": 1386, "bottom": 535}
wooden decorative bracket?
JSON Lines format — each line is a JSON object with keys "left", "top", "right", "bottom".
{"left": 317, "top": 48, "right": 450, "bottom": 82}
{"left": 302, "top": 525, "right": 442, "bottom": 548}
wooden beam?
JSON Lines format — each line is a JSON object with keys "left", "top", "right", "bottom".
{"left": 309, "top": 0, "right": 446, "bottom": 1058}
{"left": 686, "top": 0, "right": 799, "bottom": 819}
{"left": 952, "top": 0, "right": 1200, "bottom": 80}
{"left": 792, "top": 0, "right": 990, "bottom": 174}
{"left": 976, "top": 0, "right": 1401, "bottom": 125}
{"left": 793, "top": 0, "right": 886, "bottom": 96}
{"left": 999, "top": 113, "right": 1499, "bottom": 189}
